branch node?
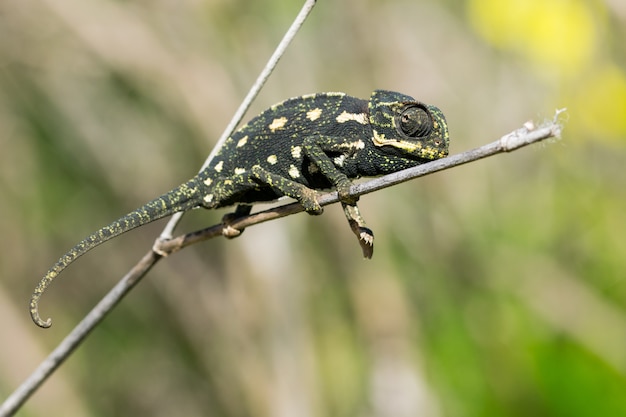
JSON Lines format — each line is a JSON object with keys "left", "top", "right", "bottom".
{"left": 152, "top": 237, "right": 172, "bottom": 257}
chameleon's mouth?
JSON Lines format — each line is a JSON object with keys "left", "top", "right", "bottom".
{"left": 372, "top": 130, "right": 448, "bottom": 160}
{"left": 420, "top": 146, "right": 448, "bottom": 160}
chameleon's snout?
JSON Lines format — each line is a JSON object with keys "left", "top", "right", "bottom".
{"left": 426, "top": 104, "right": 450, "bottom": 158}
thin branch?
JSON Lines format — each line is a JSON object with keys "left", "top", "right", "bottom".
{"left": 159, "top": 0, "right": 319, "bottom": 241}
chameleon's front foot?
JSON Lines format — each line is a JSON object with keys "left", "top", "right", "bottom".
{"left": 342, "top": 203, "right": 374, "bottom": 259}
{"left": 299, "top": 187, "right": 323, "bottom": 215}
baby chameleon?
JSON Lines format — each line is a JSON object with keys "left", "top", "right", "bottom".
{"left": 30, "top": 89, "right": 449, "bottom": 328}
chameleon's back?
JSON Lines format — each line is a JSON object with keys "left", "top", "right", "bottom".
{"left": 200, "top": 90, "right": 449, "bottom": 207}
{"left": 205, "top": 92, "right": 372, "bottom": 201}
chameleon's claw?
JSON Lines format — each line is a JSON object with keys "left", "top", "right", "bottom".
{"left": 304, "top": 205, "right": 324, "bottom": 216}
{"left": 222, "top": 224, "right": 243, "bottom": 238}
{"left": 356, "top": 227, "right": 374, "bottom": 259}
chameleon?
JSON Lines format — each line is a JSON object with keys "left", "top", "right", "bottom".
{"left": 30, "top": 90, "right": 449, "bottom": 328}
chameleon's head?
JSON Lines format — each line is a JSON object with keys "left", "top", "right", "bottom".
{"left": 368, "top": 90, "right": 449, "bottom": 161}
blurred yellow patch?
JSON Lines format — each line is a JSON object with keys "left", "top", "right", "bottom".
{"left": 467, "top": 0, "right": 597, "bottom": 76}
{"left": 573, "top": 65, "right": 626, "bottom": 141}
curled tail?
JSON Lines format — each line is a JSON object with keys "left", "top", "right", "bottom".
{"left": 30, "top": 177, "right": 205, "bottom": 328}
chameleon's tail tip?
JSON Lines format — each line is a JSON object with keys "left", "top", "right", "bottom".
{"left": 30, "top": 309, "right": 52, "bottom": 328}
{"left": 34, "top": 316, "right": 52, "bottom": 329}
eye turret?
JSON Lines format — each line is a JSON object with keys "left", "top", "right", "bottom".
{"left": 368, "top": 90, "right": 449, "bottom": 160}
{"left": 397, "top": 106, "right": 432, "bottom": 138}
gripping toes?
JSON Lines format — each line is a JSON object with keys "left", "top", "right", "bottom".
{"left": 337, "top": 181, "right": 359, "bottom": 206}
{"left": 299, "top": 187, "right": 323, "bottom": 215}
{"left": 221, "top": 212, "right": 244, "bottom": 238}
{"left": 220, "top": 205, "right": 253, "bottom": 238}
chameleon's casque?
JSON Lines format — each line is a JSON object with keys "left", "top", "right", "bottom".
{"left": 30, "top": 90, "right": 449, "bottom": 328}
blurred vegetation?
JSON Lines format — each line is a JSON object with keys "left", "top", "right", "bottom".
{"left": 1, "top": 0, "right": 626, "bottom": 416}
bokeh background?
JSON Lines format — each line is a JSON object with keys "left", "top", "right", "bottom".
{"left": 1, "top": 0, "right": 625, "bottom": 416}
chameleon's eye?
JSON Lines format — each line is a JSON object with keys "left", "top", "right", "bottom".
{"left": 397, "top": 105, "right": 433, "bottom": 138}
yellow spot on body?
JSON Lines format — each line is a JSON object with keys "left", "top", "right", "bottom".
{"left": 267, "top": 155, "right": 278, "bottom": 165}
{"left": 336, "top": 111, "right": 368, "bottom": 124}
{"left": 203, "top": 194, "right": 214, "bottom": 203}
{"left": 306, "top": 108, "right": 322, "bottom": 121}
{"left": 308, "top": 163, "right": 319, "bottom": 174}
{"left": 234, "top": 168, "right": 246, "bottom": 175}
{"left": 333, "top": 155, "right": 346, "bottom": 167}
{"left": 291, "top": 146, "right": 302, "bottom": 159}
{"left": 214, "top": 160, "right": 224, "bottom": 172}
{"left": 269, "top": 117, "right": 288, "bottom": 132}
{"left": 288, "top": 165, "right": 300, "bottom": 179}
{"left": 236, "top": 136, "right": 248, "bottom": 148}
{"left": 203, "top": 178, "right": 213, "bottom": 186}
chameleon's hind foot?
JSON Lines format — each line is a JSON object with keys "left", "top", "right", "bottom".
{"left": 221, "top": 205, "right": 252, "bottom": 238}
{"left": 337, "top": 182, "right": 359, "bottom": 206}
{"left": 342, "top": 203, "right": 374, "bottom": 259}
{"left": 222, "top": 226, "right": 242, "bottom": 238}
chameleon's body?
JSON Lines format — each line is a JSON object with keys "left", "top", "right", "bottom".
{"left": 30, "top": 90, "right": 449, "bottom": 328}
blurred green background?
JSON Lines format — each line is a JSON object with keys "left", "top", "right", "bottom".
{"left": 1, "top": 0, "right": 625, "bottom": 416}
